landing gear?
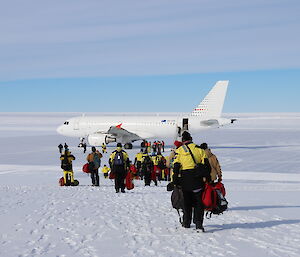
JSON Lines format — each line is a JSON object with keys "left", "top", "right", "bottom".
{"left": 124, "top": 143, "right": 133, "bottom": 149}
{"left": 78, "top": 137, "right": 85, "bottom": 147}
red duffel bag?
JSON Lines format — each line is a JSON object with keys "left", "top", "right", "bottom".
{"left": 109, "top": 171, "right": 115, "bottom": 179}
{"left": 82, "top": 163, "right": 90, "bottom": 173}
{"left": 202, "top": 182, "right": 226, "bottom": 208}
{"left": 59, "top": 177, "right": 65, "bottom": 186}
{"left": 125, "top": 171, "right": 134, "bottom": 190}
{"left": 202, "top": 182, "right": 228, "bottom": 217}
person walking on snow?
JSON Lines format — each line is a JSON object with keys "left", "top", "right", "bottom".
{"left": 200, "top": 143, "right": 222, "bottom": 182}
{"left": 173, "top": 131, "right": 211, "bottom": 232}
{"left": 109, "top": 143, "right": 130, "bottom": 193}
{"left": 101, "top": 143, "right": 107, "bottom": 154}
{"left": 134, "top": 149, "right": 144, "bottom": 177}
{"left": 83, "top": 143, "right": 87, "bottom": 153}
{"left": 102, "top": 164, "right": 110, "bottom": 179}
{"left": 87, "top": 146, "right": 103, "bottom": 186}
{"left": 141, "top": 151, "right": 155, "bottom": 186}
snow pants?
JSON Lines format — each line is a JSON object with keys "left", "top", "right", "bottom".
{"left": 182, "top": 190, "right": 204, "bottom": 228}
{"left": 63, "top": 170, "right": 74, "bottom": 185}
{"left": 90, "top": 169, "right": 99, "bottom": 186}
{"left": 113, "top": 165, "right": 127, "bottom": 191}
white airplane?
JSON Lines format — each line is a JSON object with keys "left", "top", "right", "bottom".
{"left": 57, "top": 81, "right": 235, "bottom": 149}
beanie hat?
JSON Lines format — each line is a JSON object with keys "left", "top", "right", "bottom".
{"left": 200, "top": 143, "right": 208, "bottom": 150}
{"left": 117, "top": 143, "right": 122, "bottom": 148}
{"left": 182, "top": 131, "right": 192, "bottom": 142}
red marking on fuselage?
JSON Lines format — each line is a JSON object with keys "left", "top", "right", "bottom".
{"left": 116, "top": 123, "right": 122, "bottom": 129}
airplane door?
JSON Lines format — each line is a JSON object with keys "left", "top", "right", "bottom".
{"left": 182, "top": 118, "right": 189, "bottom": 131}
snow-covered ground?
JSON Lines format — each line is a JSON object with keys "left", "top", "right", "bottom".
{"left": 0, "top": 113, "right": 300, "bottom": 257}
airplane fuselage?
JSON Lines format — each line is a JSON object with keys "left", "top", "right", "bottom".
{"left": 57, "top": 114, "right": 231, "bottom": 145}
{"left": 56, "top": 81, "right": 234, "bottom": 146}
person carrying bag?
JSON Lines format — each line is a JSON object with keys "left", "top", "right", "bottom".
{"left": 172, "top": 131, "right": 211, "bottom": 232}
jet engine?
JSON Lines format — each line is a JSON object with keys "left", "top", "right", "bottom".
{"left": 87, "top": 134, "right": 116, "bottom": 146}
{"left": 217, "top": 118, "right": 232, "bottom": 126}
{"left": 105, "top": 135, "right": 117, "bottom": 143}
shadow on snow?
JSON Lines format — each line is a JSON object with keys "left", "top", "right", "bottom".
{"left": 229, "top": 205, "right": 300, "bottom": 211}
{"left": 207, "top": 219, "right": 300, "bottom": 232}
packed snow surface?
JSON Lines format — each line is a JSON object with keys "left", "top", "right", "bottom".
{"left": 0, "top": 113, "right": 300, "bottom": 257}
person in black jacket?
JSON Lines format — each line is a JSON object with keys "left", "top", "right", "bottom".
{"left": 109, "top": 143, "right": 130, "bottom": 193}
{"left": 173, "top": 131, "right": 211, "bottom": 232}
{"left": 60, "top": 149, "right": 76, "bottom": 186}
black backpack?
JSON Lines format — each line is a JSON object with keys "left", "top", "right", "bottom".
{"left": 61, "top": 154, "right": 71, "bottom": 171}
{"left": 171, "top": 186, "right": 184, "bottom": 210}
{"left": 143, "top": 155, "right": 152, "bottom": 166}
{"left": 114, "top": 151, "right": 124, "bottom": 166}
{"left": 167, "top": 182, "right": 174, "bottom": 191}
{"left": 171, "top": 186, "right": 185, "bottom": 224}
{"left": 158, "top": 158, "right": 166, "bottom": 169}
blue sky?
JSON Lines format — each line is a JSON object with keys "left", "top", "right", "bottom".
{"left": 0, "top": 0, "right": 299, "bottom": 112}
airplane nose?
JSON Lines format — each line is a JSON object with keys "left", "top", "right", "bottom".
{"left": 56, "top": 125, "right": 63, "bottom": 134}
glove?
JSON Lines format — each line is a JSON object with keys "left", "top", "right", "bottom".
{"left": 172, "top": 163, "right": 181, "bottom": 186}
{"left": 173, "top": 175, "right": 181, "bottom": 187}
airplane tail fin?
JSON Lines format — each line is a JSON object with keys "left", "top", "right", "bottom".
{"left": 191, "top": 81, "right": 229, "bottom": 118}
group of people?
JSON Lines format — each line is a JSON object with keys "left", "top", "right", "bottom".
{"left": 141, "top": 140, "right": 165, "bottom": 153}
{"left": 59, "top": 131, "right": 222, "bottom": 232}
{"left": 134, "top": 149, "right": 170, "bottom": 186}
{"left": 86, "top": 142, "right": 168, "bottom": 192}
{"left": 59, "top": 142, "right": 131, "bottom": 193}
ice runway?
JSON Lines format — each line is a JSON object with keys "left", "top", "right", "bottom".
{"left": 0, "top": 113, "right": 300, "bottom": 257}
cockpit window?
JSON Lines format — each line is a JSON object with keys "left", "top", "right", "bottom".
{"left": 64, "top": 121, "right": 69, "bottom": 125}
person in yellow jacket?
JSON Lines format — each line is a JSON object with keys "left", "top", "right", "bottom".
{"left": 141, "top": 151, "right": 154, "bottom": 186}
{"left": 102, "top": 164, "right": 110, "bottom": 179}
{"left": 166, "top": 141, "right": 183, "bottom": 191}
{"left": 173, "top": 131, "right": 211, "bottom": 232}
{"left": 60, "top": 148, "right": 76, "bottom": 185}
{"left": 101, "top": 143, "right": 107, "bottom": 154}
{"left": 139, "top": 150, "right": 150, "bottom": 180}
{"left": 152, "top": 152, "right": 165, "bottom": 181}
{"left": 109, "top": 143, "right": 130, "bottom": 193}
{"left": 134, "top": 149, "right": 144, "bottom": 176}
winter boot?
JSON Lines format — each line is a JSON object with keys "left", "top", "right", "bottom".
{"left": 196, "top": 223, "right": 205, "bottom": 232}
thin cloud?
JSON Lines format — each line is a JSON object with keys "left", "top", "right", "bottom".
{"left": 0, "top": 0, "right": 299, "bottom": 80}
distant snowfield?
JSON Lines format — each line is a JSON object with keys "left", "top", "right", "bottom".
{"left": 0, "top": 113, "right": 300, "bottom": 257}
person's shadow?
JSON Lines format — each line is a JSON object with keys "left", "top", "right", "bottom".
{"left": 230, "top": 205, "right": 300, "bottom": 211}
{"left": 207, "top": 219, "right": 300, "bottom": 232}
{"left": 207, "top": 205, "right": 300, "bottom": 232}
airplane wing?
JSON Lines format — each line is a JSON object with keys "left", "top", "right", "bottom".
{"left": 107, "top": 126, "right": 142, "bottom": 142}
